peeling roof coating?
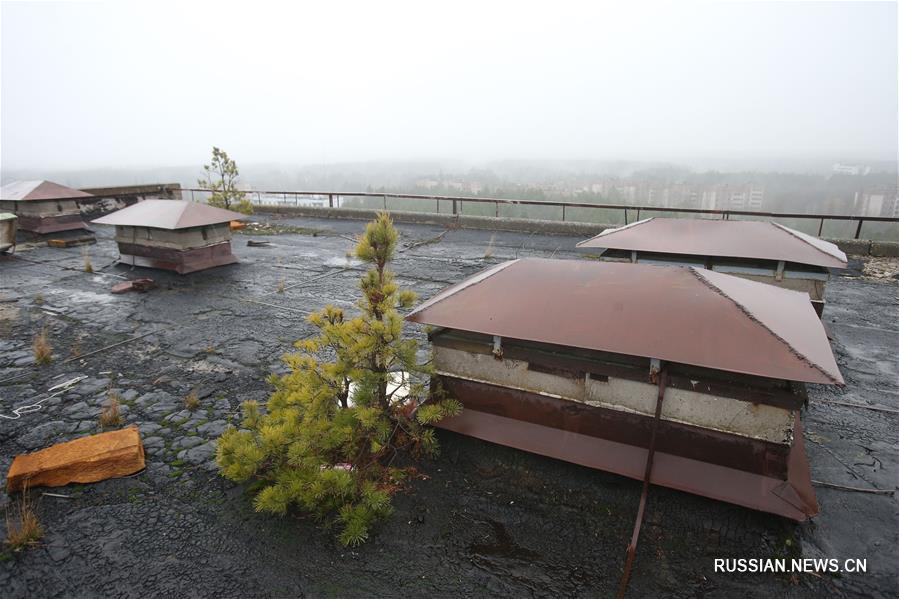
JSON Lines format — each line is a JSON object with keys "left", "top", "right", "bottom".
{"left": 576, "top": 218, "right": 847, "bottom": 269}
{"left": 1, "top": 180, "right": 93, "bottom": 201}
{"left": 407, "top": 258, "right": 843, "bottom": 385}
{"left": 92, "top": 200, "right": 247, "bottom": 230}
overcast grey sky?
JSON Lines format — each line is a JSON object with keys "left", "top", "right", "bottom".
{"left": 1, "top": 0, "right": 896, "bottom": 170}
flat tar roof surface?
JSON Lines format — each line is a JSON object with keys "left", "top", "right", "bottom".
{"left": 0, "top": 215, "right": 896, "bottom": 598}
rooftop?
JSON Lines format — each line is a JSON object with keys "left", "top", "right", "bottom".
{"left": 408, "top": 257, "right": 842, "bottom": 384}
{"left": 0, "top": 180, "right": 94, "bottom": 202}
{"left": 577, "top": 217, "right": 849, "bottom": 268}
{"left": 0, "top": 214, "right": 896, "bottom": 597}
{"left": 92, "top": 199, "right": 247, "bottom": 229}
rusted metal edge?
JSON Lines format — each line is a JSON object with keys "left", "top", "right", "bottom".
{"left": 433, "top": 407, "right": 817, "bottom": 521}
{"left": 617, "top": 369, "right": 668, "bottom": 599}
{"left": 438, "top": 375, "right": 794, "bottom": 477}
{"left": 15, "top": 215, "right": 90, "bottom": 235}
{"left": 689, "top": 267, "right": 842, "bottom": 385}
{"left": 116, "top": 241, "right": 238, "bottom": 274}
{"left": 575, "top": 218, "right": 654, "bottom": 245}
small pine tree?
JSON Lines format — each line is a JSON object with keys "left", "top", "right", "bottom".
{"left": 198, "top": 146, "right": 253, "bottom": 214}
{"left": 216, "top": 213, "right": 461, "bottom": 545}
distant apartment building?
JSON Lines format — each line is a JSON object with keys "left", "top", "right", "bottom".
{"left": 747, "top": 188, "right": 764, "bottom": 210}
{"left": 855, "top": 187, "right": 899, "bottom": 217}
{"left": 832, "top": 163, "right": 871, "bottom": 176}
{"left": 716, "top": 186, "right": 764, "bottom": 211}
{"left": 700, "top": 189, "right": 719, "bottom": 210}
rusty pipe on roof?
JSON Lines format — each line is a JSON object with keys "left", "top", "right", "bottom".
{"left": 617, "top": 367, "right": 667, "bottom": 599}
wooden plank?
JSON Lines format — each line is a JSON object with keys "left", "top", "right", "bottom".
{"left": 6, "top": 426, "right": 145, "bottom": 493}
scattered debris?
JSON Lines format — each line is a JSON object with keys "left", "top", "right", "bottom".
{"left": 6, "top": 426, "right": 145, "bottom": 493}
{"left": 41, "top": 492, "right": 73, "bottom": 499}
{"left": 247, "top": 239, "right": 273, "bottom": 247}
{"left": 0, "top": 376, "right": 86, "bottom": 420}
{"left": 56, "top": 329, "right": 159, "bottom": 366}
{"left": 229, "top": 220, "right": 246, "bottom": 231}
{"left": 862, "top": 257, "right": 899, "bottom": 280}
{"left": 239, "top": 221, "right": 328, "bottom": 236}
{"left": 403, "top": 230, "right": 447, "bottom": 251}
{"left": 812, "top": 480, "right": 896, "bottom": 495}
{"left": 111, "top": 278, "right": 157, "bottom": 294}
{"left": 46, "top": 236, "right": 96, "bottom": 248}
{"left": 818, "top": 398, "right": 899, "bottom": 414}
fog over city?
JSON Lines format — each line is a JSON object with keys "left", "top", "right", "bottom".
{"left": 2, "top": 0, "right": 897, "bottom": 175}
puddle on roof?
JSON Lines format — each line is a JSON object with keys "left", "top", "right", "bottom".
{"left": 63, "top": 290, "right": 118, "bottom": 306}
{"left": 324, "top": 256, "right": 362, "bottom": 268}
{"left": 469, "top": 519, "right": 541, "bottom": 560}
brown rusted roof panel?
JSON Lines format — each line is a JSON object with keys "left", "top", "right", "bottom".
{"left": 92, "top": 200, "right": 247, "bottom": 230}
{"left": 576, "top": 218, "right": 847, "bottom": 269}
{"left": 407, "top": 258, "right": 842, "bottom": 385}
{"left": 0, "top": 180, "right": 94, "bottom": 201}
{"left": 433, "top": 403, "right": 817, "bottom": 520}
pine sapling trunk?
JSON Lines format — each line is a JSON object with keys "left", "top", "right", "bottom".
{"left": 371, "top": 256, "right": 388, "bottom": 412}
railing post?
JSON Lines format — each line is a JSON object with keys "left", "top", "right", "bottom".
{"left": 624, "top": 208, "right": 629, "bottom": 225}
{"left": 636, "top": 208, "right": 640, "bottom": 221}
{"left": 383, "top": 195, "right": 388, "bottom": 211}
{"left": 855, "top": 218, "right": 864, "bottom": 239}
{"left": 329, "top": 194, "right": 333, "bottom": 208}
{"left": 562, "top": 204, "right": 566, "bottom": 221}
{"left": 190, "top": 189, "right": 195, "bottom": 203}
{"left": 452, "top": 199, "right": 457, "bottom": 215}
{"left": 817, "top": 218, "right": 824, "bottom": 236}
{"left": 495, "top": 201, "right": 499, "bottom": 218}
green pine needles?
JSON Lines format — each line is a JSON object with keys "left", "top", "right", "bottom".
{"left": 216, "top": 213, "right": 461, "bottom": 546}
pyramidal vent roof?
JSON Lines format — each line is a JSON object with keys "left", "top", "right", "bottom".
{"left": 576, "top": 217, "right": 847, "bottom": 269}
{"left": 1, "top": 180, "right": 93, "bottom": 201}
{"left": 92, "top": 200, "right": 247, "bottom": 230}
{"left": 407, "top": 258, "right": 842, "bottom": 385}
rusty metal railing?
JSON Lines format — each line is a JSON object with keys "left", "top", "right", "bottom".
{"left": 180, "top": 187, "right": 899, "bottom": 240}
